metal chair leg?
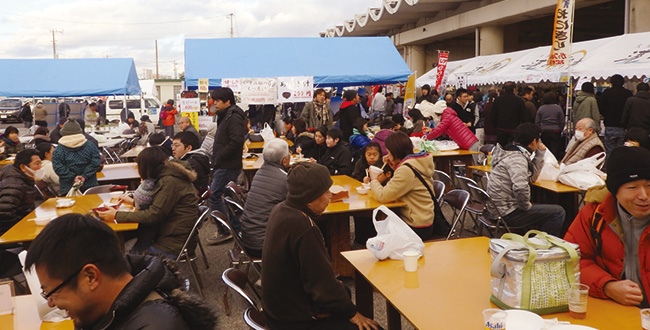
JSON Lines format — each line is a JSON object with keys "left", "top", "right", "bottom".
{"left": 198, "top": 239, "right": 209, "bottom": 269}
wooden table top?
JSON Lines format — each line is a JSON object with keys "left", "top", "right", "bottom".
{"left": 119, "top": 146, "right": 145, "bottom": 158}
{"left": 429, "top": 149, "right": 481, "bottom": 157}
{"left": 247, "top": 139, "right": 294, "bottom": 150}
{"left": 0, "top": 295, "right": 73, "bottom": 330}
{"left": 324, "top": 175, "right": 406, "bottom": 214}
{"left": 342, "top": 237, "right": 641, "bottom": 330}
{"left": 468, "top": 165, "right": 582, "bottom": 193}
{"left": 0, "top": 194, "right": 138, "bottom": 244}
{"left": 96, "top": 163, "right": 140, "bottom": 182}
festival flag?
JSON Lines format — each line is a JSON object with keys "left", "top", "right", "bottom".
{"left": 548, "top": 0, "right": 575, "bottom": 66}
{"left": 404, "top": 74, "right": 416, "bottom": 111}
{"left": 434, "top": 51, "right": 449, "bottom": 93}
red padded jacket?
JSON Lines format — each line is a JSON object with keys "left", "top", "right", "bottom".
{"left": 425, "top": 108, "right": 477, "bottom": 149}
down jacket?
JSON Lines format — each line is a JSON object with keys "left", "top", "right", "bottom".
{"left": 371, "top": 129, "right": 392, "bottom": 155}
{"left": 0, "top": 165, "right": 36, "bottom": 235}
{"left": 82, "top": 253, "right": 217, "bottom": 330}
{"left": 212, "top": 104, "right": 246, "bottom": 169}
{"left": 564, "top": 193, "right": 650, "bottom": 300}
{"left": 240, "top": 162, "right": 288, "bottom": 252}
{"left": 426, "top": 108, "right": 478, "bottom": 149}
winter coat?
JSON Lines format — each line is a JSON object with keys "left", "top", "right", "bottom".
{"left": 564, "top": 193, "right": 650, "bottom": 301}
{"left": 0, "top": 165, "right": 36, "bottom": 235}
{"left": 116, "top": 160, "right": 199, "bottom": 256}
{"left": 34, "top": 104, "right": 47, "bottom": 121}
{"left": 20, "top": 104, "right": 32, "bottom": 122}
{"left": 41, "top": 159, "right": 60, "bottom": 195}
{"left": 334, "top": 102, "right": 361, "bottom": 142}
{"left": 300, "top": 101, "right": 333, "bottom": 129}
{"left": 241, "top": 162, "right": 288, "bottom": 252}
{"left": 370, "top": 151, "right": 435, "bottom": 228}
{"left": 349, "top": 128, "right": 371, "bottom": 149}
{"left": 597, "top": 86, "right": 632, "bottom": 127}
{"left": 262, "top": 200, "right": 357, "bottom": 329}
{"left": 426, "top": 108, "right": 478, "bottom": 150}
{"left": 318, "top": 142, "right": 352, "bottom": 176}
{"left": 1, "top": 135, "right": 23, "bottom": 157}
{"left": 351, "top": 157, "right": 384, "bottom": 182}
{"left": 621, "top": 91, "right": 650, "bottom": 131}
{"left": 49, "top": 126, "right": 62, "bottom": 144}
{"left": 52, "top": 134, "right": 102, "bottom": 195}
{"left": 572, "top": 91, "right": 601, "bottom": 129}
{"left": 212, "top": 104, "right": 246, "bottom": 169}
{"left": 161, "top": 105, "right": 178, "bottom": 127}
{"left": 560, "top": 133, "right": 604, "bottom": 165}
{"left": 536, "top": 104, "right": 565, "bottom": 131}
{"left": 182, "top": 124, "right": 200, "bottom": 139}
{"left": 487, "top": 143, "right": 545, "bottom": 217}
{"left": 291, "top": 132, "right": 315, "bottom": 155}
{"left": 81, "top": 254, "right": 217, "bottom": 330}
{"left": 371, "top": 129, "right": 392, "bottom": 156}
{"left": 181, "top": 151, "right": 210, "bottom": 194}
{"left": 491, "top": 92, "right": 530, "bottom": 131}
{"left": 450, "top": 101, "right": 475, "bottom": 130}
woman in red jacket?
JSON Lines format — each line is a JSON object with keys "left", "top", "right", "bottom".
{"left": 425, "top": 100, "right": 480, "bottom": 161}
{"left": 162, "top": 99, "right": 178, "bottom": 137}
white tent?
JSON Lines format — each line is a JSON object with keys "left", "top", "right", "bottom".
{"left": 417, "top": 31, "right": 650, "bottom": 87}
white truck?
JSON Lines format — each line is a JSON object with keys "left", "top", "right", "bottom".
{"left": 105, "top": 95, "right": 163, "bottom": 125}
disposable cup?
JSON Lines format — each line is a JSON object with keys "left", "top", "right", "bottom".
{"left": 482, "top": 308, "right": 507, "bottom": 330}
{"left": 369, "top": 165, "right": 383, "bottom": 181}
{"left": 568, "top": 283, "right": 589, "bottom": 319}
{"left": 402, "top": 250, "right": 419, "bottom": 272}
{"left": 641, "top": 308, "right": 650, "bottom": 330}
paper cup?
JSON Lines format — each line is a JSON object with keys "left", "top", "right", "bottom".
{"left": 641, "top": 308, "right": 650, "bottom": 330}
{"left": 369, "top": 165, "right": 383, "bottom": 181}
{"left": 402, "top": 250, "right": 419, "bottom": 272}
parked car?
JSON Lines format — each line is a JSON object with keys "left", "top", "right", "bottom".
{"left": 0, "top": 98, "right": 24, "bottom": 123}
{"left": 105, "top": 95, "right": 162, "bottom": 124}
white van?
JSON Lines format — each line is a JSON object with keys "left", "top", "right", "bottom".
{"left": 105, "top": 95, "right": 163, "bottom": 125}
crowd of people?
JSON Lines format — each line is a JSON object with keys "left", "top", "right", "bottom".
{"left": 1, "top": 74, "right": 650, "bottom": 329}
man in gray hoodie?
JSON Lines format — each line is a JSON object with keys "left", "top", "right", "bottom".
{"left": 487, "top": 123, "right": 565, "bottom": 236}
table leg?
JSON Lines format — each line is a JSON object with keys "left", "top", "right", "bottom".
{"left": 320, "top": 214, "right": 354, "bottom": 277}
{"left": 355, "top": 270, "right": 374, "bottom": 319}
{"left": 386, "top": 301, "right": 402, "bottom": 330}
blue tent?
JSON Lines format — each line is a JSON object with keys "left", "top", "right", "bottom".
{"left": 184, "top": 37, "right": 412, "bottom": 89}
{"left": 0, "top": 58, "right": 141, "bottom": 97}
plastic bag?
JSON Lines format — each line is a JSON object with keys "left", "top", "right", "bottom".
{"left": 536, "top": 150, "right": 560, "bottom": 182}
{"left": 557, "top": 152, "right": 606, "bottom": 190}
{"left": 260, "top": 123, "right": 275, "bottom": 141}
{"left": 66, "top": 181, "right": 83, "bottom": 197}
{"left": 366, "top": 205, "right": 425, "bottom": 260}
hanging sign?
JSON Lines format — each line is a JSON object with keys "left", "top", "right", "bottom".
{"left": 198, "top": 79, "right": 209, "bottom": 93}
{"left": 548, "top": 0, "right": 575, "bottom": 66}
{"left": 179, "top": 97, "right": 200, "bottom": 130}
{"left": 277, "top": 76, "right": 314, "bottom": 102}
{"left": 240, "top": 78, "right": 278, "bottom": 105}
{"left": 434, "top": 51, "right": 449, "bottom": 93}
{"left": 221, "top": 78, "right": 241, "bottom": 92}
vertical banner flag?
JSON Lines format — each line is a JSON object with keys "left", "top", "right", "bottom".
{"left": 434, "top": 51, "right": 449, "bottom": 93}
{"left": 277, "top": 76, "right": 314, "bottom": 102}
{"left": 180, "top": 90, "right": 200, "bottom": 130}
{"left": 404, "top": 74, "right": 416, "bottom": 111}
{"left": 548, "top": 0, "right": 575, "bottom": 66}
{"left": 198, "top": 79, "right": 209, "bottom": 93}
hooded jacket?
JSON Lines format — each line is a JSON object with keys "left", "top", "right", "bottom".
{"left": 82, "top": 254, "right": 217, "bottom": 330}
{"left": 116, "top": 160, "right": 199, "bottom": 256}
{"left": 211, "top": 104, "right": 246, "bottom": 169}
{"left": 487, "top": 143, "right": 545, "bottom": 217}
{"left": 621, "top": 91, "right": 650, "bottom": 131}
{"left": 34, "top": 104, "right": 47, "bottom": 121}
{"left": 370, "top": 151, "right": 435, "bottom": 228}
{"left": 0, "top": 164, "right": 36, "bottom": 235}
{"left": 426, "top": 108, "right": 478, "bottom": 149}
{"left": 572, "top": 91, "right": 601, "bottom": 129}
{"left": 52, "top": 134, "right": 102, "bottom": 195}
{"left": 371, "top": 129, "right": 392, "bottom": 156}
{"left": 181, "top": 151, "right": 210, "bottom": 194}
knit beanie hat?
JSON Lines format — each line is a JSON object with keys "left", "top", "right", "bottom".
{"left": 287, "top": 162, "right": 333, "bottom": 205}
{"left": 606, "top": 146, "right": 650, "bottom": 195}
{"left": 134, "top": 179, "right": 156, "bottom": 210}
{"left": 60, "top": 117, "right": 83, "bottom": 136}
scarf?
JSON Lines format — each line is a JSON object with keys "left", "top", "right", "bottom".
{"left": 314, "top": 101, "right": 327, "bottom": 126}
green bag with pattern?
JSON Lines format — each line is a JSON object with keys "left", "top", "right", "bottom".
{"left": 488, "top": 230, "right": 580, "bottom": 314}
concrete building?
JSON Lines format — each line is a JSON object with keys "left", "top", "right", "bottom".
{"left": 155, "top": 79, "right": 183, "bottom": 103}
{"left": 322, "top": 0, "right": 650, "bottom": 77}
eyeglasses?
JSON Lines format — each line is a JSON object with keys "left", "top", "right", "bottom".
{"left": 40, "top": 262, "right": 96, "bottom": 300}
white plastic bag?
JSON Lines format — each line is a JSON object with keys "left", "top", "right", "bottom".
{"left": 536, "top": 150, "right": 561, "bottom": 182}
{"left": 260, "top": 123, "right": 275, "bottom": 141}
{"left": 366, "top": 205, "right": 425, "bottom": 260}
{"left": 557, "top": 152, "right": 606, "bottom": 190}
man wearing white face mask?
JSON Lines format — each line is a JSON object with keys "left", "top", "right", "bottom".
{"left": 561, "top": 118, "right": 605, "bottom": 165}
{"left": 0, "top": 149, "right": 42, "bottom": 235}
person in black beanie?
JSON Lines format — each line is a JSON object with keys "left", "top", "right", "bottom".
{"left": 566, "top": 146, "right": 650, "bottom": 307}
{"left": 261, "top": 162, "right": 381, "bottom": 330}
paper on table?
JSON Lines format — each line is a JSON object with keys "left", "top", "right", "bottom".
{"left": 17, "top": 251, "right": 69, "bottom": 322}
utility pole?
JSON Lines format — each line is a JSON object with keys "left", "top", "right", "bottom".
{"left": 155, "top": 40, "right": 159, "bottom": 79}
{"left": 50, "top": 29, "right": 63, "bottom": 59}
{"left": 228, "top": 13, "right": 234, "bottom": 38}
{"left": 171, "top": 60, "right": 177, "bottom": 79}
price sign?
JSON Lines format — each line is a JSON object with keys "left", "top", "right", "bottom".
{"left": 221, "top": 78, "right": 241, "bottom": 92}
{"left": 240, "top": 78, "right": 278, "bottom": 104}
{"left": 277, "top": 76, "right": 314, "bottom": 102}
{"left": 198, "top": 79, "right": 209, "bottom": 93}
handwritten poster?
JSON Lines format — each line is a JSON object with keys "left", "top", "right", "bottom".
{"left": 548, "top": 0, "right": 575, "bottom": 66}
{"left": 198, "top": 79, "right": 209, "bottom": 93}
{"left": 179, "top": 97, "right": 200, "bottom": 130}
{"left": 221, "top": 78, "right": 241, "bottom": 92}
{"left": 240, "top": 78, "right": 278, "bottom": 105}
{"left": 277, "top": 76, "right": 314, "bottom": 102}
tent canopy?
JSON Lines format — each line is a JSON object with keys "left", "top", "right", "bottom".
{"left": 0, "top": 58, "right": 141, "bottom": 97}
{"left": 417, "top": 31, "right": 650, "bottom": 87}
{"left": 184, "top": 37, "right": 412, "bottom": 89}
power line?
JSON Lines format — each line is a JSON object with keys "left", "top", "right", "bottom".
{"left": 0, "top": 11, "right": 230, "bottom": 26}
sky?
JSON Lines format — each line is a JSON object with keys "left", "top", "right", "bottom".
{"left": 0, "top": 0, "right": 374, "bottom": 78}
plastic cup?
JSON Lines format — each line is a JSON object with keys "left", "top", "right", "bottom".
{"left": 641, "top": 308, "right": 650, "bottom": 330}
{"left": 369, "top": 165, "right": 383, "bottom": 181}
{"left": 482, "top": 308, "right": 507, "bottom": 330}
{"left": 402, "top": 250, "right": 419, "bottom": 272}
{"left": 568, "top": 283, "right": 589, "bottom": 319}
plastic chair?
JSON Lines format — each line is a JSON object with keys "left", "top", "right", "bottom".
{"left": 467, "top": 183, "right": 525, "bottom": 237}
{"left": 175, "top": 206, "right": 211, "bottom": 298}
{"left": 83, "top": 184, "right": 125, "bottom": 195}
{"left": 432, "top": 180, "right": 445, "bottom": 204}
{"left": 442, "top": 189, "right": 470, "bottom": 240}
{"left": 244, "top": 308, "right": 269, "bottom": 330}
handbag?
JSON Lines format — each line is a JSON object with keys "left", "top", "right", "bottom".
{"left": 403, "top": 163, "right": 451, "bottom": 237}
{"left": 489, "top": 230, "right": 580, "bottom": 314}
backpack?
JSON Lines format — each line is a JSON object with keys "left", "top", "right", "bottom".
{"left": 159, "top": 105, "right": 168, "bottom": 124}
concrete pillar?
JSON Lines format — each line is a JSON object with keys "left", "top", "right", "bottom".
{"left": 478, "top": 25, "right": 504, "bottom": 56}
{"left": 404, "top": 45, "right": 426, "bottom": 78}
{"left": 629, "top": 0, "right": 650, "bottom": 33}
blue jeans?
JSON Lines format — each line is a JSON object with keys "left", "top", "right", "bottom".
{"left": 209, "top": 168, "right": 242, "bottom": 232}
{"left": 503, "top": 204, "right": 565, "bottom": 237}
{"left": 604, "top": 126, "right": 625, "bottom": 157}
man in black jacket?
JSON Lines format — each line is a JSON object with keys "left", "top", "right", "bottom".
{"left": 0, "top": 149, "right": 41, "bottom": 235}
{"left": 334, "top": 90, "right": 361, "bottom": 142}
{"left": 171, "top": 131, "right": 210, "bottom": 195}
{"left": 208, "top": 87, "right": 246, "bottom": 243}
{"left": 318, "top": 128, "right": 353, "bottom": 176}
{"left": 262, "top": 162, "right": 379, "bottom": 330}
{"left": 621, "top": 82, "right": 650, "bottom": 133}
{"left": 25, "top": 213, "right": 217, "bottom": 330}
{"left": 598, "top": 74, "right": 633, "bottom": 155}
{"left": 449, "top": 88, "right": 475, "bottom": 133}
{"left": 491, "top": 82, "right": 531, "bottom": 146}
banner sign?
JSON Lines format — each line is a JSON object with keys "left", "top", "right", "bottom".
{"left": 548, "top": 0, "right": 575, "bottom": 66}
{"left": 221, "top": 78, "right": 241, "bottom": 92}
{"left": 241, "top": 78, "right": 278, "bottom": 105}
{"left": 179, "top": 97, "right": 200, "bottom": 130}
{"left": 434, "top": 51, "right": 449, "bottom": 92}
{"left": 404, "top": 74, "right": 416, "bottom": 111}
{"left": 277, "top": 76, "right": 314, "bottom": 102}
{"left": 198, "top": 79, "right": 209, "bottom": 93}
